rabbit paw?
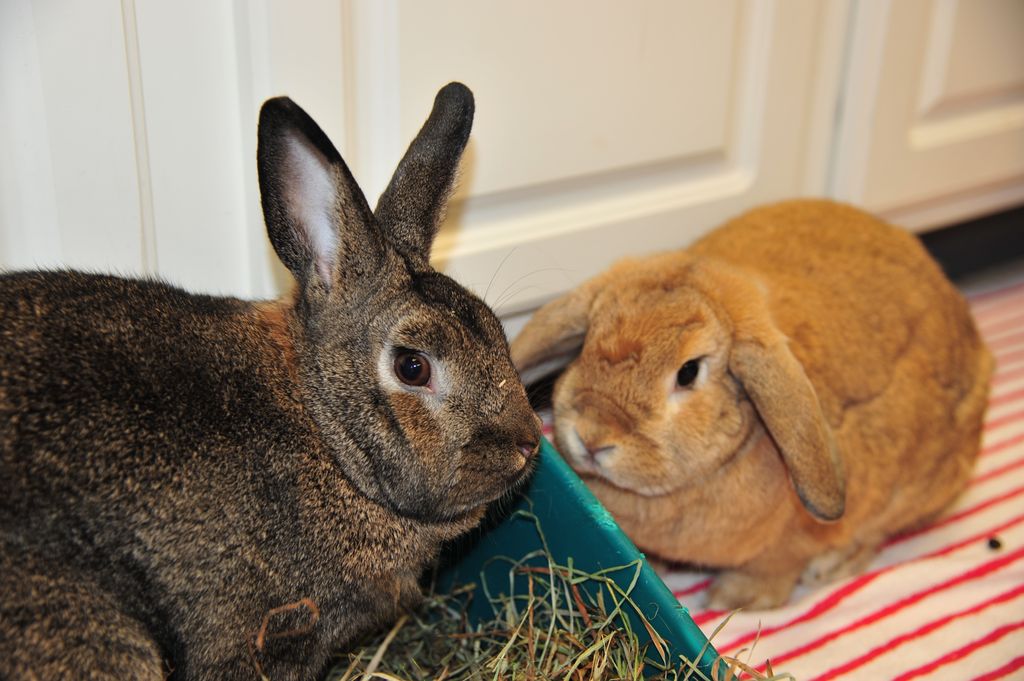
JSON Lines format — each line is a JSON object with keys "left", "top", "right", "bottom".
{"left": 800, "top": 540, "right": 879, "bottom": 586}
{"left": 706, "top": 568, "right": 798, "bottom": 610}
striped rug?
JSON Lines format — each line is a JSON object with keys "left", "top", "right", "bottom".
{"left": 658, "top": 272, "right": 1024, "bottom": 680}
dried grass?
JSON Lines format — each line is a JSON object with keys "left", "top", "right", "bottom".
{"left": 325, "top": 511, "right": 791, "bottom": 681}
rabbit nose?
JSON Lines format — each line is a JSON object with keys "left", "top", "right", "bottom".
{"left": 517, "top": 437, "right": 540, "bottom": 460}
{"left": 586, "top": 444, "right": 616, "bottom": 462}
{"left": 576, "top": 428, "right": 616, "bottom": 463}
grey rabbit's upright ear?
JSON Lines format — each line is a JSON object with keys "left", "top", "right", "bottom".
{"left": 257, "top": 97, "right": 377, "bottom": 289}
{"left": 374, "top": 82, "right": 475, "bottom": 265}
{"left": 729, "top": 339, "right": 846, "bottom": 522}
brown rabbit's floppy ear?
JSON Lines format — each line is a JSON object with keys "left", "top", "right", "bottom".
{"left": 374, "top": 82, "right": 474, "bottom": 265}
{"left": 257, "top": 97, "right": 377, "bottom": 288}
{"left": 510, "top": 279, "right": 602, "bottom": 385}
{"left": 730, "top": 339, "right": 846, "bottom": 522}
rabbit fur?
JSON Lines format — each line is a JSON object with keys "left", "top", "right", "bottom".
{"left": 511, "top": 200, "right": 992, "bottom": 610}
{"left": 0, "top": 83, "right": 541, "bottom": 679}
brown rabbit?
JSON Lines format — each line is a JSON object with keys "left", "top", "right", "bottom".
{"left": 511, "top": 199, "right": 992, "bottom": 610}
{"left": 0, "top": 83, "right": 541, "bottom": 679}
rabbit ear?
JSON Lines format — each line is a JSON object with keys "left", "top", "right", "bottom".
{"left": 374, "top": 82, "right": 474, "bottom": 264}
{"left": 257, "top": 97, "right": 377, "bottom": 288}
{"left": 730, "top": 339, "right": 846, "bottom": 522}
{"left": 510, "top": 280, "right": 602, "bottom": 385}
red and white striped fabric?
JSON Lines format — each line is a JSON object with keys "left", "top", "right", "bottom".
{"left": 658, "top": 275, "right": 1024, "bottom": 680}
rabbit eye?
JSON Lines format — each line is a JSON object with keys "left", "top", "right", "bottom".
{"left": 394, "top": 351, "right": 431, "bottom": 387}
{"left": 676, "top": 359, "right": 700, "bottom": 388}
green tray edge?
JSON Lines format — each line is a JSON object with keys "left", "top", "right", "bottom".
{"left": 440, "top": 437, "right": 720, "bottom": 677}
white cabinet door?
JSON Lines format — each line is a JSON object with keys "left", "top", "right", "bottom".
{"left": 832, "top": 0, "right": 1024, "bottom": 230}
{"left": 328, "top": 0, "right": 850, "bottom": 316}
{"left": 3, "top": 1, "right": 849, "bottom": 307}
{"left": 4, "top": 2, "right": 1020, "bottom": 306}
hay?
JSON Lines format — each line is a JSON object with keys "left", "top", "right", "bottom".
{"left": 325, "top": 511, "right": 791, "bottom": 681}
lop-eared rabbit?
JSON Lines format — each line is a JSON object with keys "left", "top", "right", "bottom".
{"left": 512, "top": 200, "right": 992, "bottom": 609}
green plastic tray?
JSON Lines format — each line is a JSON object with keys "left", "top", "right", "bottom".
{"left": 440, "top": 437, "right": 719, "bottom": 677}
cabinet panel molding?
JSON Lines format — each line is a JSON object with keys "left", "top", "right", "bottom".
{"left": 832, "top": 0, "right": 1024, "bottom": 230}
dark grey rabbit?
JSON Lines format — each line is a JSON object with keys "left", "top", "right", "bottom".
{"left": 0, "top": 83, "right": 541, "bottom": 680}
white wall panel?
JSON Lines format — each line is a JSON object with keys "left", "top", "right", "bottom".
{"left": 0, "top": 0, "right": 61, "bottom": 269}
{"left": 131, "top": 1, "right": 252, "bottom": 296}
{"left": 237, "top": 0, "right": 350, "bottom": 298}
{"left": 0, "top": 0, "right": 143, "bottom": 274}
